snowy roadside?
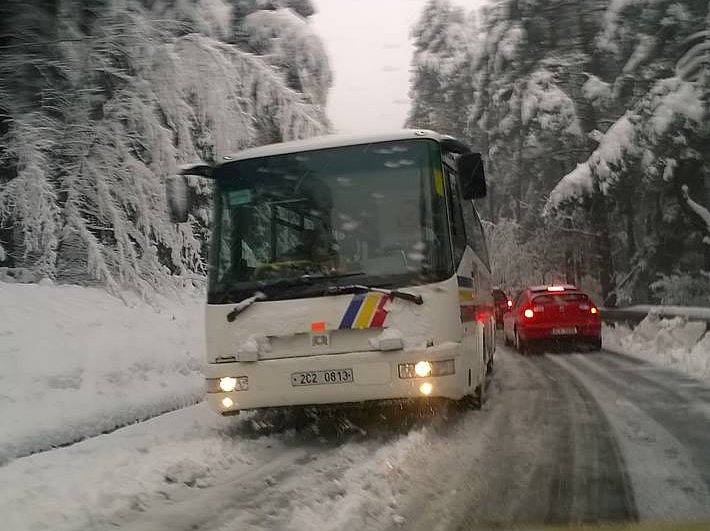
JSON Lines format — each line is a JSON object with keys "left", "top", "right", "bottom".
{"left": 0, "top": 378, "right": 489, "bottom": 531}
{"left": 0, "top": 396, "right": 440, "bottom": 531}
{"left": 0, "top": 404, "right": 280, "bottom": 531}
{"left": 603, "top": 313, "right": 710, "bottom": 381}
{"left": 0, "top": 282, "right": 205, "bottom": 463}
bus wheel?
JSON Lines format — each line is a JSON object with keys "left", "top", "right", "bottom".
{"left": 473, "top": 380, "right": 486, "bottom": 408}
{"left": 457, "top": 381, "right": 485, "bottom": 411}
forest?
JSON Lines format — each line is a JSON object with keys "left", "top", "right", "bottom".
{"left": 0, "top": 0, "right": 330, "bottom": 297}
{"left": 1, "top": 0, "right": 709, "bottom": 308}
{"left": 408, "top": 0, "right": 710, "bottom": 306}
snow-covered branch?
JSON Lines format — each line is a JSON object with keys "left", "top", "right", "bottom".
{"left": 681, "top": 185, "right": 710, "bottom": 245}
{"left": 0, "top": 0, "right": 330, "bottom": 295}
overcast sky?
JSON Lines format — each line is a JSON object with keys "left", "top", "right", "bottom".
{"left": 311, "top": 0, "right": 487, "bottom": 134}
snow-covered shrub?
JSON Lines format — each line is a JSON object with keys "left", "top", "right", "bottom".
{"left": 483, "top": 218, "right": 567, "bottom": 292}
{"left": 650, "top": 271, "right": 710, "bottom": 306}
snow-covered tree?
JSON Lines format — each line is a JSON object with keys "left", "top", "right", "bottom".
{"left": 407, "top": 0, "right": 472, "bottom": 139}
{"left": 409, "top": 0, "right": 710, "bottom": 305}
{"left": 546, "top": 1, "right": 710, "bottom": 304}
{"left": 0, "top": 0, "right": 331, "bottom": 296}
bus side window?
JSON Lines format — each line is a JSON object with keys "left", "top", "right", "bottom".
{"left": 461, "top": 199, "right": 490, "bottom": 269}
{"left": 444, "top": 167, "right": 467, "bottom": 265}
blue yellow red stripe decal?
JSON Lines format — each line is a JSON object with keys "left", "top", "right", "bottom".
{"left": 339, "top": 292, "right": 390, "bottom": 329}
{"left": 457, "top": 276, "right": 473, "bottom": 288}
{"left": 370, "top": 295, "right": 390, "bottom": 327}
{"left": 459, "top": 290, "right": 475, "bottom": 302}
{"left": 458, "top": 276, "right": 477, "bottom": 323}
{"left": 339, "top": 293, "right": 365, "bottom": 329}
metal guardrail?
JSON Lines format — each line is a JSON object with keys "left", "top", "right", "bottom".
{"left": 601, "top": 307, "right": 710, "bottom": 326}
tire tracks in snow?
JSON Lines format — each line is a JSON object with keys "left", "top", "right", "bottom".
{"left": 549, "top": 352, "right": 710, "bottom": 520}
{"left": 539, "top": 356, "right": 637, "bottom": 524}
{"left": 386, "top": 347, "right": 636, "bottom": 531}
{"left": 115, "top": 446, "right": 312, "bottom": 531}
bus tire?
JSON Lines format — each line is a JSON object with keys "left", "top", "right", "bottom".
{"left": 473, "top": 379, "right": 486, "bottom": 408}
{"left": 457, "top": 388, "right": 483, "bottom": 410}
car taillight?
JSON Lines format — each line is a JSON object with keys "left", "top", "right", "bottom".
{"left": 590, "top": 307, "right": 598, "bottom": 315}
{"left": 507, "top": 300, "right": 513, "bottom": 308}
{"left": 523, "top": 308, "right": 534, "bottom": 319}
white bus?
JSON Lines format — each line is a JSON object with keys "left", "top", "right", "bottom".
{"left": 167, "top": 130, "right": 495, "bottom": 415}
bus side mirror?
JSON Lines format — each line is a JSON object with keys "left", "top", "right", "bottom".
{"left": 458, "top": 152, "right": 487, "bottom": 200}
{"left": 166, "top": 164, "right": 212, "bottom": 223}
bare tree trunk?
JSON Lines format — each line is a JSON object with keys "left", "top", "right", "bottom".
{"left": 564, "top": 220, "right": 575, "bottom": 283}
{"left": 590, "top": 189, "right": 616, "bottom": 306}
{"left": 515, "top": 99, "right": 525, "bottom": 222}
{"left": 624, "top": 194, "right": 637, "bottom": 261}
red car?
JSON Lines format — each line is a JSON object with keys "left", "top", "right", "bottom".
{"left": 503, "top": 285, "right": 601, "bottom": 353}
{"left": 492, "top": 288, "right": 512, "bottom": 329}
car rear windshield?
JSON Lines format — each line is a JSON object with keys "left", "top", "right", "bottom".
{"left": 532, "top": 293, "right": 589, "bottom": 304}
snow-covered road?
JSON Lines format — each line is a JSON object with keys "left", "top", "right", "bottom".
{"left": 3, "top": 344, "right": 710, "bottom": 530}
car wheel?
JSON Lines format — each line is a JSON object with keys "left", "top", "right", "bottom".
{"left": 590, "top": 337, "right": 602, "bottom": 351}
{"left": 515, "top": 328, "right": 528, "bottom": 355}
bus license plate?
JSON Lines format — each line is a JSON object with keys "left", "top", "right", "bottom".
{"left": 552, "top": 327, "right": 577, "bottom": 335}
{"left": 291, "top": 368, "right": 354, "bottom": 387}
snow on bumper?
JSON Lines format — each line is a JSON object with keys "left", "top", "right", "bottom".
{"left": 204, "top": 343, "right": 468, "bottom": 413}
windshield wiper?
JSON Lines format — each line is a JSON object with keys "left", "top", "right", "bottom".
{"left": 324, "top": 284, "right": 423, "bottom": 305}
{"left": 225, "top": 272, "right": 366, "bottom": 322}
{"left": 226, "top": 292, "right": 266, "bottom": 322}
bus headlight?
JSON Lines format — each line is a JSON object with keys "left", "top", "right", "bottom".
{"left": 222, "top": 396, "right": 234, "bottom": 409}
{"left": 414, "top": 361, "right": 432, "bottom": 377}
{"left": 207, "top": 376, "right": 249, "bottom": 393}
{"left": 419, "top": 382, "right": 433, "bottom": 396}
{"left": 398, "top": 360, "right": 454, "bottom": 379}
{"left": 219, "top": 377, "right": 238, "bottom": 392}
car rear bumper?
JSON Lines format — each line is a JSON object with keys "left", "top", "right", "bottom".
{"left": 518, "top": 323, "right": 601, "bottom": 341}
{"left": 204, "top": 343, "right": 470, "bottom": 414}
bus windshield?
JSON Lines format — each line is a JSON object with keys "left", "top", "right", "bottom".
{"left": 208, "top": 139, "right": 453, "bottom": 303}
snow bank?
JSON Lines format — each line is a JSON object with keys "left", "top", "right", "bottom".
{"left": 0, "top": 282, "right": 205, "bottom": 463}
{"left": 604, "top": 313, "right": 710, "bottom": 381}
{"left": 0, "top": 404, "right": 286, "bottom": 531}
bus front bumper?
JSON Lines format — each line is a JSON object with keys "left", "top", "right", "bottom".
{"left": 204, "top": 343, "right": 470, "bottom": 414}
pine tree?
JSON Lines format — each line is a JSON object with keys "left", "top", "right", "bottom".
{"left": 0, "top": 0, "right": 331, "bottom": 296}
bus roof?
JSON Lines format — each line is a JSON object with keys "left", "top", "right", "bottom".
{"left": 220, "top": 129, "right": 449, "bottom": 164}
